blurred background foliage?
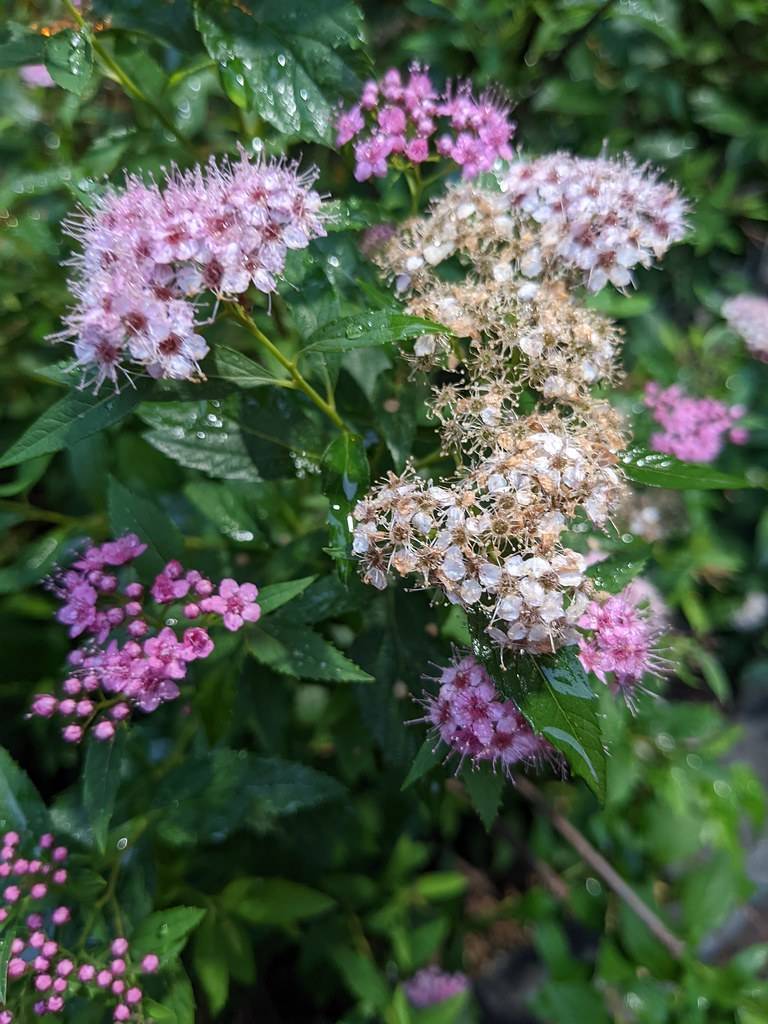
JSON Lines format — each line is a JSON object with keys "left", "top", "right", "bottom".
{"left": 1, "top": 1, "right": 768, "bottom": 1022}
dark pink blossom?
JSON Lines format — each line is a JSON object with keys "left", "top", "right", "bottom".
{"left": 200, "top": 579, "right": 261, "bottom": 632}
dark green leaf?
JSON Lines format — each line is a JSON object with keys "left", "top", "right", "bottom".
{"left": 210, "top": 346, "right": 281, "bottom": 389}
{"left": 250, "top": 619, "right": 373, "bottom": 682}
{"left": 240, "top": 390, "right": 326, "bottom": 480}
{"left": 321, "top": 432, "right": 369, "bottom": 581}
{"left": 0, "top": 455, "right": 51, "bottom": 497}
{"left": 192, "top": 916, "right": 230, "bottom": 1016}
{"left": 193, "top": 0, "right": 364, "bottom": 143}
{"left": 91, "top": 0, "right": 199, "bottom": 51}
{"left": 83, "top": 729, "right": 126, "bottom": 855}
{"left": 184, "top": 481, "right": 264, "bottom": 544}
{"left": 461, "top": 762, "right": 504, "bottom": 831}
{"left": 107, "top": 477, "right": 184, "bottom": 575}
{"left": 257, "top": 576, "right": 317, "bottom": 615}
{"left": 0, "top": 748, "right": 49, "bottom": 835}
{"left": 305, "top": 311, "right": 448, "bottom": 352}
{"left": 621, "top": 447, "right": 753, "bottom": 490}
{"left": 324, "top": 198, "right": 380, "bottom": 232}
{"left": 0, "top": 385, "right": 149, "bottom": 469}
{"left": 0, "top": 22, "right": 45, "bottom": 69}
{"left": 587, "top": 558, "right": 647, "bottom": 594}
{"left": 220, "top": 877, "right": 335, "bottom": 925}
{"left": 131, "top": 907, "right": 207, "bottom": 964}
{"left": 0, "top": 929, "right": 16, "bottom": 1003}
{"left": 402, "top": 738, "right": 443, "bottom": 790}
{"left": 45, "top": 30, "right": 93, "bottom": 96}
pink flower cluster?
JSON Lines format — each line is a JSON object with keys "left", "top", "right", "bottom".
{"left": 33, "top": 535, "right": 260, "bottom": 740}
{"left": 55, "top": 148, "right": 326, "bottom": 389}
{"left": 0, "top": 830, "right": 158, "bottom": 1021}
{"left": 577, "top": 585, "right": 665, "bottom": 703}
{"left": 419, "top": 655, "right": 554, "bottom": 774}
{"left": 0, "top": 832, "right": 68, "bottom": 923}
{"left": 723, "top": 293, "right": 768, "bottom": 363}
{"left": 644, "top": 382, "right": 746, "bottom": 463}
{"left": 503, "top": 153, "right": 688, "bottom": 291}
{"left": 404, "top": 966, "right": 468, "bottom": 1008}
{"left": 337, "top": 64, "right": 515, "bottom": 182}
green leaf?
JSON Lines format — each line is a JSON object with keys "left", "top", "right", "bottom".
{"left": 321, "top": 432, "right": 369, "bottom": 581}
{"left": 184, "top": 481, "right": 264, "bottom": 544}
{"left": 220, "top": 877, "right": 335, "bottom": 925}
{"left": 131, "top": 907, "right": 207, "bottom": 964}
{"left": 0, "top": 929, "right": 16, "bottom": 1003}
{"left": 304, "top": 311, "right": 448, "bottom": 352}
{"left": 146, "top": 966, "right": 197, "bottom": 1024}
{"left": 402, "top": 738, "right": 443, "bottom": 790}
{"left": 192, "top": 916, "right": 230, "bottom": 1016}
{"left": 140, "top": 400, "right": 260, "bottom": 482}
{"left": 414, "top": 991, "right": 470, "bottom": 1024}
{"left": 0, "top": 22, "right": 45, "bottom": 69}
{"left": 332, "top": 949, "right": 390, "bottom": 1010}
{"left": 107, "top": 477, "right": 184, "bottom": 575}
{"left": 461, "top": 762, "right": 505, "bottom": 831}
{"left": 324, "top": 198, "right": 380, "bottom": 232}
{"left": 620, "top": 446, "right": 753, "bottom": 490}
{"left": 0, "top": 385, "right": 148, "bottom": 469}
{"left": 412, "top": 872, "right": 467, "bottom": 901}
{"left": 257, "top": 576, "right": 317, "bottom": 615}
{"left": 250, "top": 619, "right": 373, "bottom": 682}
{"left": 45, "top": 29, "right": 93, "bottom": 96}
{"left": 83, "top": 730, "right": 126, "bottom": 854}
{"left": 91, "top": 0, "right": 199, "bottom": 52}
{"left": 210, "top": 346, "right": 281, "bottom": 389}
{"left": 240, "top": 390, "right": 326, "bottom": 480}
{"left": 473, "top": 633, "right": 605, "bottom": 800}
{"left": 0, "top": 455, "right": 51, "bottom": 497}
{"left": 0, "top": 747, "right": 49, "bottom": 834}
{"left": 587, "top": 558, "right": 647, "bottom": 594}
{"left": 193, "top": 0, "right": 364, "bottom": 143}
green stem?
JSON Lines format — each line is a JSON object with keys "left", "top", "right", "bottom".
{"left": 230, "top": 304, "right": 349, "bottom": 433}
{"left": 62, "top": 0, "right": 196, "bottom": 155}
{"left": 403, "top": 166, "right": 423, "bottom": 216}
{"left": 0, "top": 498, "right": 102, "bottom": 527}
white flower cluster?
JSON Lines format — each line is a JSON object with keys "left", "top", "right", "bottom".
{"left": 722, "top": 293, "right": 768, "bottom": 363}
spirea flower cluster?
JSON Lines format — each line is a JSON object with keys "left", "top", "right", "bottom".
{"left": 55, "top": 148, "right": 326, "bottom": 389}
{"left": 0, "top": 832, "right": 158, "bottom": 1022}
{"left": 417, "top": 655, "right": 555, "bottom": 772}
{"left": 33, "top": 535, "right": 260, "bottom": 740}
{"left": 722, "top": 293, "right": 768, "bottom": 362}
{"left": 353, "top": 150, "right": 687, "bottom": 666}
{"left": 577, "top": 582, "right": 667, "bottom": 705}
{"left": 644, "top": 382, "right": 746, "bottom": 463}
{"left": 378, "top": 154, "right": 687, "bottom": 296}
{"left": 336, "top": 64, "right": 515, "bottom": 181}
{"left": 404, "top": 966, "right": 469, "bottom": 1008}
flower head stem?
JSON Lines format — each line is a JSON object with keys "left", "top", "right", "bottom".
{"left": 230, "top": 304, "right": 349, "bottom": 433}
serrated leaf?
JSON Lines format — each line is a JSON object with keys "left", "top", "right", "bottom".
{"left": 461, "top": 762, "right": 504, "bottom": 831}
{"left": 83, "top": 730, "right": 126, "bottom": 854}
{"left": 0, "top": 748, "right": 49, "bottom": 834}
{"left": 210, "top": 346, "right": 281, "bottom": 389}
{"left": 107, "top": 477, "right": 184, "bottom": 575}
{"left": 131, "top": 907, "right": 207, "bottom": 964}
{"left": 0, "top": 22, "right": 45, "bottom": 69}
{"left": 257, "top": 576, "right": 316, "bottom": 615}
{"left": 220, "top": 877, "right": 335, "bottom": 925}
{"left": 184, "top": 481, "right": 264, "bottom": 544}
{"left": 45, "top": 29, "right": 93, "bottom": 96}
{"left": 0, "top": 385, "right": 149, "bottom": 469}
{"left": 0, "top": 929, "right": 16, "bottom": 1003}
{"left": 194, "top": 0, "right": 364, "bottom": 143}
{"left": 402, "top": 738, "right": 443, "bottom": 790}
{"left": 587, "top": 558, "right": 647, "bottom": 594}
{"left": 304, "top": 311, "right": 448, "bottom": 352}
{"left": 621, "top": 446, "right": 752, "bottom": 489}
{"left": 321, "top": 432, "right": 369, "bottom": 581}
{"left": 240, "top": 390, "right": 326, "bottom": 480}
{"left": 250, "top": 619, "right": 373, "bottom": 682}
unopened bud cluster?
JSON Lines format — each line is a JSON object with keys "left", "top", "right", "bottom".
{"left": 33, "top": 535, "right": 260, "bottom": 740}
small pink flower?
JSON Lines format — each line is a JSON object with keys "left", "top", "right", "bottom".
{"left": 93, "top": 720, "right": 116, "bottom": 742}
{"left": 201, "top": 579, "right": 260, "bottom": 631}
{"left": 52, "top": 906, "right": 70, "bottom": 925}
{"left": 141, "top": 954, "right": 159, "bottom": 973}
{"left": 20, "top": 64, "right": 55, "bottom": 88}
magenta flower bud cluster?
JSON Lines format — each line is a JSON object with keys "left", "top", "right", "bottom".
{"left": 3, "top": 896, "right": 158, "bottom": 1021}
{"left": 577, "top": 584, "right": 666, "bottom": 703}
{"left": 418, "top": 655, "right": 555, "bottom": 774}
{"left": 336, "top": 64, "right": 515, "bottom": 182}
{"left": 0, "top": 832, "right": 68, "bottom": 922}
{"left": 722, "top": 293, "right": 768, "bottom": 363}
{"left": 33, "top": 535, "right": 260, "bottom": 740}
{"left": 54, "top": 147, "right": 326, "bottom": 389}
{"left": 644, "top": 382, "right": 746, "bottom": 463}
{"left": 404, "top": 966, "right": 469, "bottom": 1008}
{"left": 502, "top": 153, "right": 688, "bottom": 291}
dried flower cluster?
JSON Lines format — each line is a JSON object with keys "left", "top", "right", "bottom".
{"left": 33, "top": 535, "right": 260, "bottom": 740}
{"left": 55, "top": 148, "right": 326, "bottom": 389}
{"left": 354, "top": 152, "right": 686, "bottom": 658}
{"left": 336, "top": 64, "right": 514, "bottom": 181}
{"left": 0, "top": 830, "right": 158, "bottom": 1022}
{"left": 644, "top": 382, "right": 746, "bottom": 463}
{"left": 416, "top": 655, "right": 556, "bottom": 771}
{"left": 723, "top": 293, "right": 768, "bottom": 362}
